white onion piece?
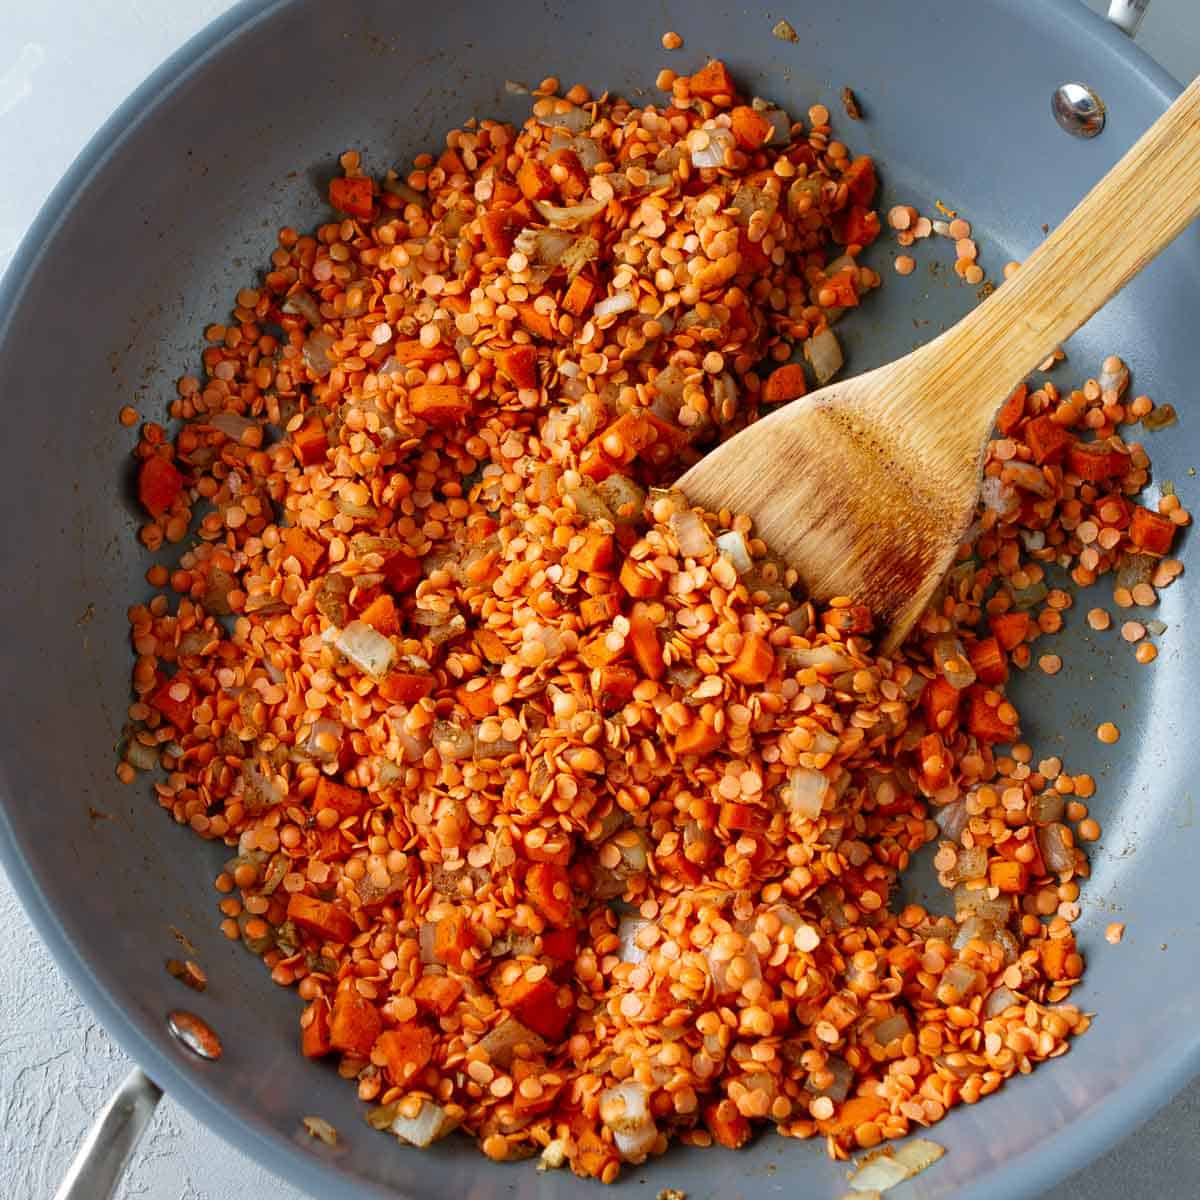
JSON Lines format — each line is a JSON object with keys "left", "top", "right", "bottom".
{"left": 536, "top": 104, "right": 592, "bottom": 133}
{"left": 953, "top": 884, "right": 1011, "bottom": 923}
{"left": 390, "top": 1099, "right": 460, "bottom": 1148}
{"left": 303, "top": 329, "right": 337, "bottom": 377}
{"left": 534, "top": 196, "right": 605, "bottom": 227}
{"left": 669, "top": 509, "right": 714, "bottom": 558}
{"left": 282, "top": 289, "right": 322, "bottom": 324}
{"left": 804, "top": 327, "right": 843, "bottom": 384}
{"left": 302, "top": 717, "right": 343, "bottom": 762}
{"left": 688, "top": 127, "right": 735, "bottom": 169}
{"left": 1098, "top": 357, "right": 1129, "bottom": 397}
{"left": 599, "top": 1083, "right": 657, "bottom": 1161}
{"left": 209, "top": 411, "right": 258, "bottom": 441}
{"left": 934, "top": 634, "right": 976, "bottom": 690}
{"left": 478, "top": 1017, "right": 548, "bottom": 1068}
{"left": 715, "top": 529, "right": 753, "bottom": 573}
{"left": 787, "top": 766, "right": 829, "bottom": 820}
{"left": 570, "top": 136, "right": 603, "bottom": 170}
{"left": 1038, "top": 822, "right": 1076, "bottom": 873}
{"left": 593, "top": 290, "right": 637, "bottom": 319}
{"left": 806, "top": 1054, "right": 853, "bottom": 1100}
{"left": 983, "top": 985, "right": 1022, "bottom": 1018}
{"left": 617, "top": 915, "right": 649, "bottom": 963}
{"left": 781, "top": 645, "right": 853, "bottom": 672}
{"left": 335, "top": 620, "right": 396, "bottom": 678}
{"left": 515, "top": 226, "right": 576, "bottom": 266}
{"left": 1006, "top": 461, "right": 1053, "bottom": 497}
{"left": 980, "top": 476, "right": 1018, "bottom": 517}
{"left": 934, "top": 799, "right": 969, "bottom": 842}
{"left": 893, "top": 1138, "right": 945, "bottom": 1176}
{"left": 761, "top": 106, "right": 791, "bottom": 143}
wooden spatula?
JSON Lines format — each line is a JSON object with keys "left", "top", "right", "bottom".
{"left": 678, "top": 77, "right": 1200, "bottom": 652}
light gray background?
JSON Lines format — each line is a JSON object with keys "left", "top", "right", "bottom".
{"left": 1, "top": 1, "right": 1198, "bottom": 1196}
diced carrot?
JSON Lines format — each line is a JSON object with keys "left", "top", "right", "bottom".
{"left": 919, "top": 732, "right": 952, "bottom": 790}
{"left": 329, "top": 176, "right": 374, "bottom": 220}
{"left": 546, "top": 148, "right": 590, "bottom": 197}
{"left": 657, "top": 845, "right": 704, "bottom": 885}
{"left": 150, "top": 673, "right": 196, "bottom": 729}
{"left": 579, "top": 591, "right": 621, "bottom": 627}
{"left": 841, "top": 155, "right": 877, "bottom": 207}
{"left": 413, "top": 973, "right": 464, "bottom": 1016}
{"left": 1066, "top": 440, "right": 1128, "bottom": 481}
{"left": 989, "top": 859, "right": 1029, "bottom": 893}
{"left": 688, "top": 60, "right": 737, "bottom": 102}
{"left": 990, "top": 610, "right": 1030, "bottom": 652}
{"left": 1096, "top": 494, "right": 1132, "bottom": 528}
{"left": 619, "top": 559, "right": 664, "bottom": 599}
{"left": 719, "top": 802, "right": 769, "bottom": 833}
{"left": 833, "top": 205, "right": 881, "bottom": 247}
{"left": 381, "top": 550, "right": 421, "bottom": 593}
{"left": 628, "top": 610, "right": 665, "bottom": 680}
{"left": 359, "top": 593, "right": 399, "bottom": 635}
{"left": 137, "top": 454, "right": 184, "bottom": 518}
{"left": 496, "top": 344, "right": 539, "bottom": 390}
{"left": 291, "top": 414, "right": 329, "bottom": 466}
{"left": 577, "top": 443, "right": 623, "bottom": 481}
{"left": 512, "top": 1058, "right": 566, "bottom": 1114}
{"left": 703, "top": 1099, "right": 752, "bottom": 1149}
{"left": 281, "top": 526, "right": 325, "bottom": 574}
{"left": 562, "top": 275, "right": 596, "bottom": 317}
{"left": 288, "top": 893, "right": 356, "bottom": 944}
{"left": 728, "top": 632, "right": 775, "bottom": 685}
{"left": 729, "top": 105, "right": 773, "bottom": 150}
{"left": 588, "top": 411, "right": 661, "bottom": 465}
{"left": 498, "top": 975, "right": 573, "bottom": 1040}
{"left": 375, "top": 1023, "right": 435, "bottom": 1085}
{"left": 968, "top": 635, "right": 1008, "bottom": 685}
{"left": 737, "top": 229, "right": 772, "bottom": 273}
{"left": 998, "top": 832, "right": 1045, "bottom": 877}
{"left": 1129, "top": 505, "right": 1176, "bottom": 556}
{"left": 433, "top": 911, "right": 477, "bottom": 967}
{"left": 1040, "top": 933, "right": 1079, "bottom": 981}
{"left": 922, "top": 675, "right": 961, "bottom": 733}
{"left": 388, "top": 338, "right": 453, "bottom": 366}
{"left": 513, "top": 300, "right": 558, "bottom": 341}
{"left": 564, "top": 530, "right": 614, "bottom": 573}
{"left": 967, "top": 687, "right": 1018, "bottom": 744}
{"left": 817, "top": 1094, "right": 889, "bottom": 1136}
{"left": 579, "top": 633, "right": 625, "bottom": 669}
{"left": 595, "top": 664, "right": 638, "bottom": 713}
{"left": 379, "top": 672, "right": 435, "bottom": 704}
{"left": 517, "top": 156, "right": 556, "bottom": 201}
{"left": 820, "top": 992, "right": 858, "bottom": 1030}
{"left": 995, "top": 383, "right": 1027, "bottom": 435}
{"left": 301, "top": 999, "right": 332, "bottom": 1058}
{"left": 824, "top": 267, "right": 860, "bottom": 308}
{"left": 762, "top": 363, "right": 808, "bottom": 404}
{"left": 314, "top": 776, "right": 366, "bottom": 818}
{"left": 674, "top": 719, "right": 724, "bottom": 757}
{"left": 1025, "top": 415, "right": 1072, "bottom": 465}
{"left": 480, "top": 206, "right": 522, "bottom": 257}
{"left": 408, "top": 384, "right": 471, "bottom": 428}
{"left": 457, "top": 679, "right": 498, "bottom": 717}
{"left": 526, "top": 861, "right": 573, "bottom": 925}
{"left": 823, "top": 604, "right": 874, "bottom": 635}
{"left": 542, "top": 927, "right": 579, "bottom": 961}
{"left": 431, "top": 147, "right": 462, "bottom": 176}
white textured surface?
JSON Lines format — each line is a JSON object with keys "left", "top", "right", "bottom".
{"left": 1, "top": 2, "right": 1198, "bottom": 1198}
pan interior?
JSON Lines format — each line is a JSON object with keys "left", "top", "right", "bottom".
{"left": 0, "top": 2, "right": 1196, "bottom": 1198}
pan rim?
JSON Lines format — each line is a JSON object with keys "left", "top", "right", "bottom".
{"left": 0, "top": 1, "right": 1192, "bottom": 1198}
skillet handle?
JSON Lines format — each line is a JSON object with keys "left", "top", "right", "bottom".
{"left": 1107, "top": 0, "right": 1149, "bottom": 37}
{"left": 52, "top": 1068, "right": 163, "bottom": 1200}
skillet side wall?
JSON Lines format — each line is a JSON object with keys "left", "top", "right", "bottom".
{"left": 0, "top": 1, "right": 1196, "bottom": 1197}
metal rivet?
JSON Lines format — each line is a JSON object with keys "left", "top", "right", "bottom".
{"left": 167, "top": 1010, "right": 223, "bottom": 1060}
{"left": 1052, "top": 83, "right": 1106, "bottom": 138}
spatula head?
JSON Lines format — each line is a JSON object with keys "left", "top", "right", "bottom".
{"left": 676, "top": 378, "right": 985, "bottom": 652}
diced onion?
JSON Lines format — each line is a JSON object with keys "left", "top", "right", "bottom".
{"left": 953, "top": 884, "right": 1011, "bottom": 923}
{"left": 593, "top": 290, "right": 637, "bottom": 319}
{"left": 934, "top": 799, "right": 968, "bottom": 842}
{"left": 669, "top": 509, "right": 714, "bottom": 558}
{"left": 534, "top": 196, "right": 606, "bottom": 227}
{"left": 390, "top": 1099, "right": 460, "bottom": 1147}
{"left": 934, "top": 634, "right": 976, "bottom": 689}
{"left": 209, "top": 411, "right": 258, "bottom": 441}
{"left": 282, "top": 289, "right": 322, "bottom": 324}
{"left": 715, "top": 529, "right": 753, "bottom": 573}
{"left": 981, "top": 476, "right": 1018, "bottom": 517}
{"left": 301, "top": 717, "right": 343, "bottom": 763}
{"left": 688, "top": 127, "right": 735, "bottom": 169}
{"left": 1038, "top": 822, "right": 1076, "bottom": 873}
{"left": 781, "top": 645, "right": 853, "bottom": 672}
{"left": 805, "top": 1054, "right": 853, "bottom": 1101}
{"left": 984, "top": 985, "right": 1022, "bottom": 1018}
{"left": 1006, "top": 461, "right": 1052, "bottom": 497}
{"left": 335, "top": 620, "right": 396, "bottom": 678}
{"left": 787, "top": 765, "right": 829, "bottom": 820}
{"left": 804, "top": 327, "right": 844, "bottom": 384}
{"left": 303, "top": 329, "right": 337, "bottom": 377}
{"left": 536, "top": 105, "right": 592, "bottom": 133}
{"left": 617, "top": 915, "right": 650, "bottom": 963}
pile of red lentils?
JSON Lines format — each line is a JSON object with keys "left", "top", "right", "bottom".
{"left": 121, "top": 58, "right": 1186, "bottom": 1180}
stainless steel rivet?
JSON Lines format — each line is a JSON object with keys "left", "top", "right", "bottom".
{"left": 1052, "top": 83, "right": 1106, "bottom": 138}
{"left": 167, "top": 1009, "right": 223, "bottom": 1060}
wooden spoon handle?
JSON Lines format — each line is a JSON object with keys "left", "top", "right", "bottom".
{"left": 899, "top": 75, "right": 1200, "bottom": 437}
